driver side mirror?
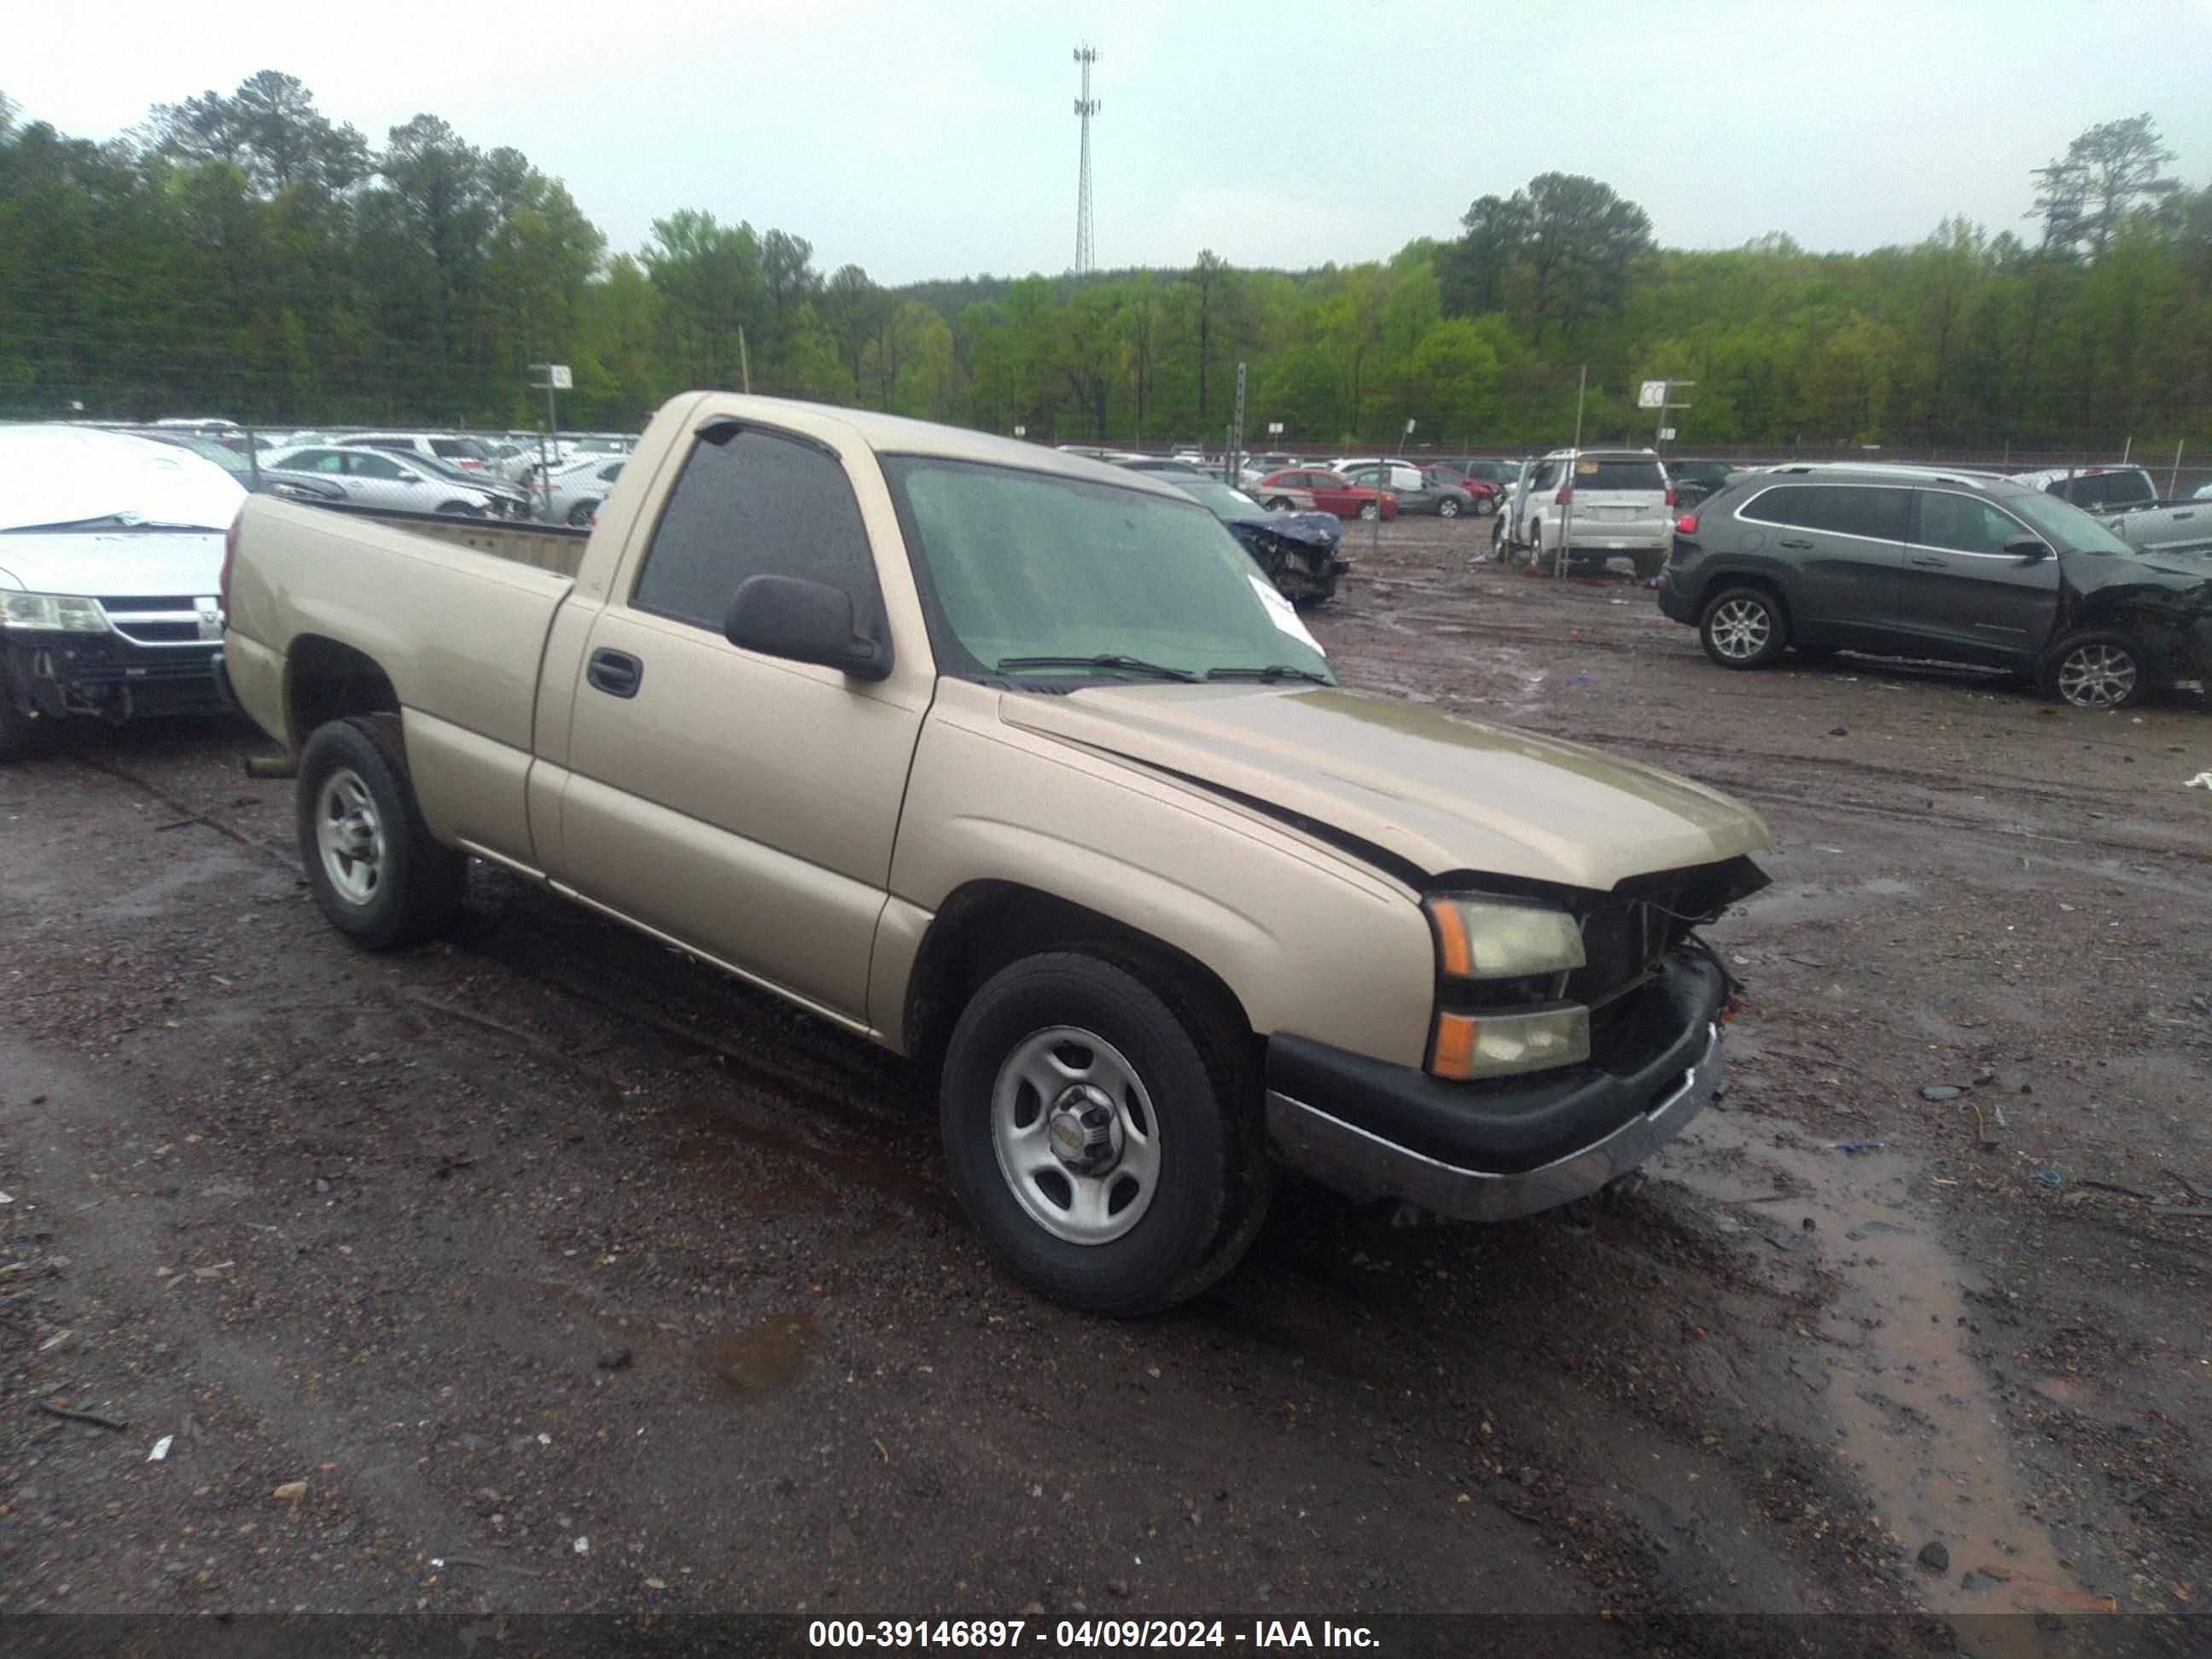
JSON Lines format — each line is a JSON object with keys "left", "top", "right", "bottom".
{"left": 723, "top": 574, "right": 891, "bottom": 681}
{"left": 2004, "top": 533, "right": 2052, "bottom": 561}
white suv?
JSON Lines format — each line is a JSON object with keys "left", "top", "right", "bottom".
{"left": 1503, "top": 449, "right": 1673, "bottom": 577}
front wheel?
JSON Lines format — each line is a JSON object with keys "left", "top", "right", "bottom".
{"left": 1265, "top": 496, "right": 1294, "bottom": 512}
{"left": 1699, "top": 586, "right": 1790, "bottom": 669}
{"left": 567, "top": 498, "right": 598, "bottom": 527}
{"left": 940, "top": 952, "right": 1266, "bottom": 1317}
{"left": 296, "top": 715, "right": 469, "bottom": 949}
{"left": 1474, "top": 496, "right": 1497, "bottom": 517}
{"left": 2041, "top": 631, "right": 2145, "bottom": 709}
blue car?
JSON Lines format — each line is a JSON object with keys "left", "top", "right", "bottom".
{"left": 1125, "top": 466, "right": 1349, "bottom": 607}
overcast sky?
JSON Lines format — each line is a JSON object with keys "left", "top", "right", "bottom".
{"left": 12, "top": 1, "right": 2212, "bottom": 284}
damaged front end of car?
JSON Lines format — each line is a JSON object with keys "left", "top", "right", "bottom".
{"left": 2054, "top": 550, "right": 2212, "bottom": 692}
{"left": 1225, "top": 511, "right": 1348, "bottom": 606}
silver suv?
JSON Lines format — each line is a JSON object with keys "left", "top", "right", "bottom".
{"left": 1502, "top": 449, "right": 1673, "bottom": 577}
{"left": 1657, "top": 463, "right": 2212, "bottom": 710}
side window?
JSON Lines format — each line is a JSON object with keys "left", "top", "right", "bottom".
{"left": 1739, "top": 486, "right": 1813, "bottom": 527}
{"left": 1917, "top": 492, "right": 2022, "bottom": 554}
{"left": 1528, "top": 462, "right": 1558, "bottom": 492}
{"left": 630, "top": 425, "right": 879, "bottom": 633}
{"left": 294, "top": 450, "right": 346, "bottom": 474}
{"left": 1802, "top": 486, "right": 1908, "bottom": 540}
{"left": 347, "top": 452, "right": 407, "bottom": 480}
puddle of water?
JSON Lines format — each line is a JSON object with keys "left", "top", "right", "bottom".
{"left": 1668, "top": 1113, "right": 2106, "bottom": 1622}
{"left": 536, "top": 1283, "right": 820, "bottom": 1402}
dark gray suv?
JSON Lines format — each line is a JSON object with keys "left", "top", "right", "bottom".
{"left": 1656, "top": 463, "right": 2212, "bottom": 710}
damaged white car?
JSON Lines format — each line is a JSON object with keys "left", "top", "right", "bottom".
{"left": 0, "top": 428, "right": 243, "bottom": 759}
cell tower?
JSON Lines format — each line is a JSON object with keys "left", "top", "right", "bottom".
{"left": 1073, "top": 45, "right": 1100, "bottom": 274}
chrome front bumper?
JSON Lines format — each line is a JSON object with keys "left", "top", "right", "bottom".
{"left": 1266, "top": 1022, "right": 1723, "bottom": 1222}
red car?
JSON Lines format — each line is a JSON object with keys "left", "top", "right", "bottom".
{"left": 1253, "top": 468, "right": 1399, "bottom": 521}
{"left": 1420, "top": 464, "right": 1504, "bottom": 515}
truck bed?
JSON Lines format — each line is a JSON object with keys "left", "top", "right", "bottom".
{"left": 320, "top": 503, "right": 593, "bottom": 579}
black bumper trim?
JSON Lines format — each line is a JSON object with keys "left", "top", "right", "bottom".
{"left": 1263, "top": 952, "right": 1730, "bottom": 1176}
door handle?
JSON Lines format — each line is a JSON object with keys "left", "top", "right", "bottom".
{"left": 1908, "top": 555, "right": 1946, "bottom": 568}
{"left": 586, "top": 649, "right": 643, "bottom": 698}
{"left": 1778, "top": 538, "right": 1813, "bottom": 550}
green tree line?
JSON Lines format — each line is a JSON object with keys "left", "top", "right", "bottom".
{"left": 3, "top": 78, "right": 2207, "bottom": 454}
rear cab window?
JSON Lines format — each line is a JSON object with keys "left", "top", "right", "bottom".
{"left": 1739, "top": 484, "right": 1908, "bottom": 540}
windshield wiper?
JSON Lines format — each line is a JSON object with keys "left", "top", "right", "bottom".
{"left": 996, "top": 654, "right": 1200, "bottom": 683}
{"left": 1202, "top": 664, "right": 1333, "bottom": 684}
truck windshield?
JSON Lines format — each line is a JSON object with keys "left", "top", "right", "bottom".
{"left": 881, "top": 456, "right": 1336, "bottom": 684}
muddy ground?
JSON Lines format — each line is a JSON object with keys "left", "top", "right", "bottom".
{"left": 2, "top": 515, "right": 2208, "bottom": 1650}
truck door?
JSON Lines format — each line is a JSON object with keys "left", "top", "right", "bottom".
{"left": 553, "top": 421, "right": 928, "bottom": 1025}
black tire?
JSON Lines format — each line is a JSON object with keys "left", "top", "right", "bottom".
{"left": 1633, "top": 552, "right": 1666, "bottom": 580}
{"left": 1698, "top": 585, "right": 1790, "bottom": 670}
{"left": 1294, "top": 579, "right": 1336, "bottom": 610}
{"left": 1265, "top": 496, "right": 1294, "bottom": 512}
{"left": 939, "top": 951, "right": 1267, "bottom": 1317}
{"left": 1475, "top": 496, "right": 1497, "bottom": 517}
{"left": 2040, "top": 630, "right": 2145, "bottom": 710}
{"left": 567, "top": 498, "right": 598, "bottom": 527}
{"left": 1357, "top": 501, "right": 1381, "bottom": 522}
{"left": 0, "top": 698, "right": 57, "bottom": 764}
{"left": 1525, "top": 524, "right": 1545, "bottom": 569}
{"left": 434, "top": 499, "right": 476, "bottom": 517}
{"left": 1438, "top": 497, "right": 1463, "bottom": 519}
{"left": 295, "top": 714, "right": 468, "bottom": 950}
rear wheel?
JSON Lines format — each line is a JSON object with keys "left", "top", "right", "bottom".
{"left": 2041, "top": 631, "right": 2145, "bottom": 710}
{"left": 1357, "top": 501, "right": 1381, "bottom": 521}
{"left": 1474, "top": 495, "right": 1497, "bottom": 517}
{"left": 940, "top": 952, "right": 1266, "bottom": 1316}
{"left": 1699, "top": 586, "right": 1789, "bottom": 669}
{"left": 1437, "top": 497, "right": 1463, "bottom": 519}
{"left": 296, "top": 715, "right": 469, "bottom": 949}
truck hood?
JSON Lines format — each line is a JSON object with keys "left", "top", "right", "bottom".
{"left": 0, "top": 530, "right": 226, "bottom": 598}
{"left": 999, "top": 684, "right": 1769, "bottom": 893}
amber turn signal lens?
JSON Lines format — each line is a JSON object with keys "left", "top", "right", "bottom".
{"left": 1430, "top": 1013, "right": 1478, "bottom": 1079}
{"left": 1427, "top": 899, "right": 1472, "bottom": 979}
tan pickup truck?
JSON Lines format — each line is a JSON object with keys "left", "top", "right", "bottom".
{"left": 221, "top": 393, "right": 1771, "bottom": 1314}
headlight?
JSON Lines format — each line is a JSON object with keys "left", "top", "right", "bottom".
{"left": 1423, "top": 895, "right": 1585, "bottom": 978}
{"left": 1423, "top": 895, "right": 1590, "bottom": 1080}
{"left": 1, "top": 592, "right": 112, "bottom": 633}
{"left": 1429, "top": 1006, "right": 1591, "bottom": 1080}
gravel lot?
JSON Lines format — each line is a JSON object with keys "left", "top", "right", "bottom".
{"left": 3, "top": 515, "right": 2208, "bottom": 1645}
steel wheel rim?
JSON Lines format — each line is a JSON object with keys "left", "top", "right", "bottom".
{"left": 1709, "top": 598, "right": 1772, "bottom": 659}
{"left": 2058, "top": 643, "right": 2135, "bottom": 707}
{"left": 314, "top": 766, "right": 387, "bottom": 906}
{"left": 990, "top": 1025, "right": 1161, "bottom": 1246}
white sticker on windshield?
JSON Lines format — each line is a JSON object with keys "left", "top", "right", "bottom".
{"left": 1247, "top": 574, "right": 1326, "bottom": 655}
